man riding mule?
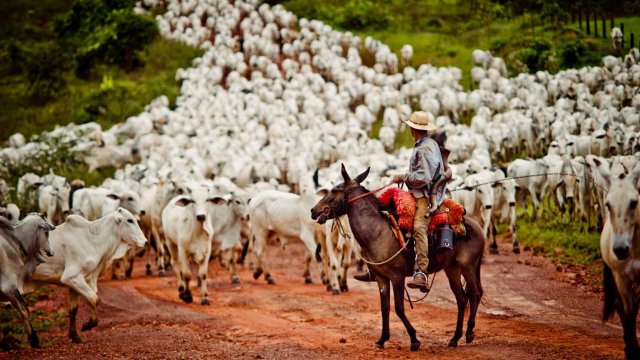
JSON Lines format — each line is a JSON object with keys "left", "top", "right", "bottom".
{"left": 310, "top": 165, "right": 484, "bottom": 350}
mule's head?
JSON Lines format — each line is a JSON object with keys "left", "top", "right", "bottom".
{"left": 311, "top": 164, "right": 369, "bottom": 224}
{"left": 596, "top": 158, "right": 640, "bottom": 260}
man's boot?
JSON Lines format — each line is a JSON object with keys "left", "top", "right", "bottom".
{"left": 407, "top": 271, "right": 430, "bottom": 293}
{"left": 353, "top": 270, "right": 375, "bottom": 282}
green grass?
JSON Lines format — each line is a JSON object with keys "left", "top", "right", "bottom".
{"left": 0, "top": 0, "right": 203, "bottom": 142}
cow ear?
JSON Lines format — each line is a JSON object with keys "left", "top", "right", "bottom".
{"left": 175, "top": 197, "right": 194, "bottom": 207}
{"left": 593, "top": 157, "right": 612, "bottom": 188}
{"left": 491, "top": 181, "right": 501, "bottom": 188}
{"left": 354, "top": 167, "right": 370, "bottom": 184}
{"left": 30, "top": 182, "right": 43, "bottom": 189}
{"left": 208, "top": 197, "right": 228, "bottom": 205}
{"left": 107, "top": 193, "right": 120, "bottom": 201}
{"left": 341, "top": 163, "right": 351, "bottom": 182}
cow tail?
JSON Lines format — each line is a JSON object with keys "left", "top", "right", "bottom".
{"left": 602, "top": 262, "right": 618, "bottom": 322}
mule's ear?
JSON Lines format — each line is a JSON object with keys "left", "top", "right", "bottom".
{"left": 316, "top": 188, "right": 329, "bottom": 197}
{"left": 341, "top": 163, "right": 351, "bottom": 182}
{"left": 107, "top": 193, "right": 120, "bottom": 201}
{"left": 354, "top": 167, "right": 370, "bottom": 184}
{"left": 175, "top": 197, "right": 194, "bottom": 207}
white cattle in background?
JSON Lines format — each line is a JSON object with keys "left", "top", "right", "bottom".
{"left": 487, "top": 169, "right": 519, "bottom": 254}
{"left": 248, "top": 188, "right": 325, "bottom": 285}
{"left": 72, "top": 187, "right": 145, "bottom": 221}
{"left": 507, "top": 158, "right": 547, "bottom": 220}
{"left": 450, "top": 170, "right": 495, "bottom": 238}
{"left": 25, "top": 209, "right": 146, "bottom": 344}
{"left": 38, "top": 185, "right": 70, "bottom": 225}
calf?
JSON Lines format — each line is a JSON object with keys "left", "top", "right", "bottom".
{"left": 25, "top": 208, "right": 146, "bottom": 344}
{"left": 0, "top": 214, "right": 54, "bottom": 348}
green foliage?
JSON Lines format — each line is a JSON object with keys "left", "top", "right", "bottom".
{"left": 559, "top": 41, "right": 586, "bottom": 68}
{"left": 518, "top": 39, "right": 553, "bottom": 73}
{"left": 314, "top": 0, "right": 394, "bottom": 31}
{"left": 6, "top": 42, "right": 70, "bottom": 101}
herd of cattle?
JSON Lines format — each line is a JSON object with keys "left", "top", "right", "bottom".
{"left": 1, "top": 0, "right": 640, "bottom": 354}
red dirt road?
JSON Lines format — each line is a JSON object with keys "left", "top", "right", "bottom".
{"left": 3, "top": 240, "right": 627, "bottom": 359}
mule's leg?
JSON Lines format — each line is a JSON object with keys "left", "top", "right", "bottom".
{"left": 7, "top": 289, "right": 39, "bottom": 348}
{"left": 617, "top": 301, "right": 640, "bottom": 359}
{"left": 462, "top": 262, "right": 482, "bottom": 344}
{"left": 375, "top": 277, "right": 391, "bottom": 349}
{"left": 445, "top": 266, "right": 467, "bottom": 347}
{"left": 391, "top": 277, "right": 420, "bottom": 351}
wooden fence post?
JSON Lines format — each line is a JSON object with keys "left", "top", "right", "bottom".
{"left": 602, "top": 18, "right": 606, "bottom": 38}
{"left": 586, "top": 11, "right": 590, "bottom": 34}
{"left": 594, "top": 12, "right": 598, "bottom": 36}
{"left": 631, "top": 33, "right": 635, "bottom": 49}
{"left": 579, "top": 9, "right": 582, "bottom": 29}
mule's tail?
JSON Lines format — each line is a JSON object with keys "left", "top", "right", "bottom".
{"left": 602, "top": 262, "right": 618, "bottom": 322}
{"left": 464, "top": 256, "right": 485, "bottom": 304}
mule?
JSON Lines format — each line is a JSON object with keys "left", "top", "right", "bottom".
{"left": 311, "top": 165, "right": 484, "bottom": 350}
{"left": 595, "top": 158, "right": 640, "bottom": 359}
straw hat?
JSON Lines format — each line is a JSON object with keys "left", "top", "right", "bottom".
{"left": 404, "top": 111, "right": 437, "bottom": 131}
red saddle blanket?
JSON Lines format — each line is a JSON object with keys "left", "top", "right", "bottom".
{"left": 377, "top": 187, "right": 416, "bottom": 231}
{"left": 428, "top": 198, "right": 466, "bottom": 236}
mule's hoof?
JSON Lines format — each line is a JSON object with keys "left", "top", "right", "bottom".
{"left": 512, "top": 246, "right": 520, "bottom": 254}
{"left": 201, "top": 298, "right": 210, "bottom": 306}
{"left": 448, "top": 340, "right": 458, "bottom": 348}
{"left": 71, "top": 336, "right": 85, "bottom": 344}
{"left": 331, "top": 289, "right": 340, "bottom": 296}
{"left": 340, "top": 284, "right": 349, "bottom": 292}
{"left": 28, "top": 333, "right": 40, "bottom": 348}
{"left": 304, "top": 277, "right": 313, "bottom": 284}
{"left": 489, "top": 247, "right": 499, "bottom": 255}
{"left": 374, "top": 342, "right": 384, "bottom": 349}
{"left": 466, "top": 333, "right": 475, "bottom": 344}
{"left": 81, "top": 320, "right": 98, "bottom": 332}
{"left": 410, "top": 341, "right": 421, "bottom": 352}
{"left": 231, "top": 277, "right": 241, "bottom": 284}
{"left": 253, "top": 269, "right": 263, "bottom": 280}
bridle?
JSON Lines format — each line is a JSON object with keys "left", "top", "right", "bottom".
{"left": 324, "top": 182, "right": 409, "bottom": 266}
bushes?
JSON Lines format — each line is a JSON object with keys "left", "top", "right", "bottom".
{"left": 317, "top": 0, "right": 394, "bottom": 31}
{"left": 559, "top": 41, "right": 586, "bottom": 68}
{"left": 518, "top": 39, "right": 553, "bottom": 73}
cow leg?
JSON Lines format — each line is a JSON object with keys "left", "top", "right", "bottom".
{"left": 319, "top": 224, "right": 331, "bottom": 288}
{"left": 145, "top": 242, "right": 153, "bottom": 276}
{"left": 177, "top": 245, "right": 193, "bottom": 304}
{"left": 445, "top": 266, "right": 467, "bottom": 348}
{"left": 391, "top": 276, "right": 420, "bottom": 351}
{"left": 197, "top": 260, "right": 210, "bottom": 305}
{"left": 488, "top": 219, "right": 498, "bottom": 254}
{"left": 124, "top": 248, "right": 135, "bottom": 278}
{"left": 374, "top": 276, "right": 391, "bottom": 349}
{"left": 224, "top": 248, "right": 241, "bottom": 284}
{"left": 7, "top": 289, "right": 39, "bottom": 348}
{"left": 252, "top": 229, "right": 274, "bottom": 284}
{"left": 324, "top": 225, "right": 341, "bottom": 294}
{"left": 61, "top": 273, "right": 99, "bottom": 333}
{"left": 300, "top": 228, "right": 318, "bottom": 285}
{"left": 67, "top": 289, "right": 83, "bottom": 344}
{"left": 528, "top": 185, "right": 540, "bottom": 220}
{"left": 509, "top": 205, "right": 519, "bottom": 253}
{"left": 338, "top": 239, "right": 351, "bottom": 292}
{"left": 151, "top": 225, "right": 166, "bottom": 276}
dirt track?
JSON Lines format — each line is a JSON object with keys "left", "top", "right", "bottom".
{"left": 2, "top": 240, "right": 627, "bottom": 360}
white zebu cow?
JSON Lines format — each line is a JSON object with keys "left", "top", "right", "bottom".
{"left": 450, "top": 170, "right": 495, "bottom": 239}
{"left": 595, "top": 159, "right": 640, "bottom": 359}
{"left": 322, "top": 215, "right": 354, "bottom": 295}
{"left": 17, "top": 173, "right": 43, "bottom": 211}
{"left": 25, "top": 208, "right": 146, "bottom": 344}
{"left": 72, "top": 187, "right": 145, "bottom": 220}
{"left": 541, "top": 154, "right": 577, "bottom": 217}
{"left": 38, "top": 184, "right": 71, "bottom": 225}
{"left": 0, "top": 214, "right": 54, "bottom": 348}
{"left": 162, "top": 183, "right": 226, "bottom": 305}
{"left": 207, "top": 189, "right": 249, "bottom": 284}
{"left": 150, "top": 180, "right": 187, "bottom": 275}
{"left": 488, "top": 169, "right": 519, "bottom": 254}
{"left": 507, "top": 158, "right": 547, "bottom": 220}
{"left": 248, "top": 189, "right": 323, "bottom": 285}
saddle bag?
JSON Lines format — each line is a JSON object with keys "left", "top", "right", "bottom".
{"left": 435, "top": 224, "right": 454, "bottom": 251}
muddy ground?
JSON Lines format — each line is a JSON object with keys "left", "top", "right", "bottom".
{"left": 1, "top": 240, "right": 629, "bottom": 360}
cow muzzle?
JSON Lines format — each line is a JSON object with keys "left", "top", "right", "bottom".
{"left": 196, "top": 214, "right": 206, "bottom": 222}
{"left": 613, "top": 244, "right": 630, "bottom": 260}
{"left": 46, "top": 250, "right": 54, "bottom": 257}
{"left": 484, "top": 205, "right": 492, "bottom": 210}
{"left": 508, "top": 201, "right": 516, "bottom": 207}
{"left": 140, "top": 209, "right": 146, "bottom": 216}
